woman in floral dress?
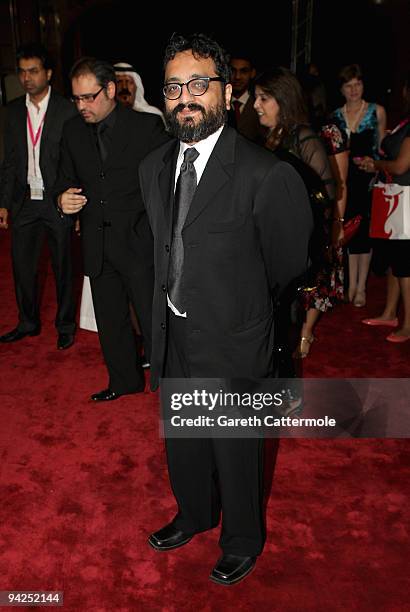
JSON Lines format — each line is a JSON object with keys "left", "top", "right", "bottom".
{"left": 254, "top": 67, "right": 348, "bottom": 359}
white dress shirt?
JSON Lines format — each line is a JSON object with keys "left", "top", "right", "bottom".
{"left": 26, "top": 86, "right": 51, "bottom": 196}
{"left": 231, "top": 91, "right": 250, "bottom": 114}
{"left": 168, "top": 125, "right": 224, "bottom": 317}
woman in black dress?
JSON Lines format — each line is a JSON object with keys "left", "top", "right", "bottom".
{"left": 332, "top": 64, "right": 386, "bottom": 307}
{"left": 357, "top": 71, "right": 410, "bottom": 342}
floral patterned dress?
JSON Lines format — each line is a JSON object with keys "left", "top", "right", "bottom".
{"left": 305, "top": 122, "right": 349, "bottom": 311}
{"left": 276, "top": 124, "right": 346, "bottom": 312}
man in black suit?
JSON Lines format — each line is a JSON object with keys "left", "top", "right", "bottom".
{"left": 55, "top": 58, "right": 168, "bottom": 401}
{"left": 139, "top": 34, "right": 312, "bottom": 585}
{"left": 228, "top": 53, "right": 265, "bottom": 145}
{"left": 0, "top": 43, "right": 77, "bottom": 350}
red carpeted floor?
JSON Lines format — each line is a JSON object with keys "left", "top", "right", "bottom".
{"left": 0, "top": 231, "right": 409, "bottom": 612}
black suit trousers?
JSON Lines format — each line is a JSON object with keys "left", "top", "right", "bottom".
{"left": 164, "top": 310, "right": 266, "bottom": 557}
{"left": 11, "top": 197, "right": 76, "bottom": 334}
{"left": 89, "top": 222, "right": 154, "bottom": 394}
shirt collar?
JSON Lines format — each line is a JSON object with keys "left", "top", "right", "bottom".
{"left": 25, "top": 86, "right": 51, "bottom": 112}
{"left": 178, "top": 124, "right": 224, "bottom": 160}
{"left": 232, "top": 91, "right": 250, "bottom": 106}
{"left": 95, "top": 102, "right": 117, "bottom": 131}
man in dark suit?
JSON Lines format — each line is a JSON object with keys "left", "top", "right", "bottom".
{"left": 228, "top": 53, "right": 265, "bottom": 145}
{"left": 139, "top": 34, "right": 312, "bottom": 585}
{"left": 0, "top": 43, "right": 77, "bottom": 350}
{"left": 55, "top": 58, "right": 168, "bottom": 401}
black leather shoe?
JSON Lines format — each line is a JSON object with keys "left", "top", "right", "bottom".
{"left": 209, "top": 554, "right": 256, "bottom": 586}
{"left": 91, "top": 382, "right": 145, "bottom": 401}
{"left": 57, "top": 333, "right": 74, "bottom": 350}
{"left": 90, "top": 388, "right": 122, "bottom": 402}
{"left": 0, "top": 327, "right": 40, "bottom": 343}
{"left": 148, "top": 523, "right": 193, "bottom": 551}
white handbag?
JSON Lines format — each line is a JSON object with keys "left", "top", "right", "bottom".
{"left": 370, "top": 182, "right": 410, "bottom": 240}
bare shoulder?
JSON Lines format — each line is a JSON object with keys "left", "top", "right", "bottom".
{"left": 376, "top": 103, "right": 386, "bottom": 118}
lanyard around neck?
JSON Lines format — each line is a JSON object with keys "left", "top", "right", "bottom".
{"left": 27, "top": 109, "right": 45, "bottom": 148}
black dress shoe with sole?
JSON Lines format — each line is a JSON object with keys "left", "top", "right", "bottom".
{"left": 0, "top": 327, "right": 40, "bottom": 343}
{"left": 209, "top": 554, "right": 256, "bottom": 586}
{"left": 90, "top": 384, "right": 145, "bottom": 401}
{"left": 148, "top": 523, "right": 193, "bottom": 551}
{"left": 57, "top": 333, "right": 74, "bottom": 350}
{"left": 90, "top": 388, "right": 122, "bottom": 402}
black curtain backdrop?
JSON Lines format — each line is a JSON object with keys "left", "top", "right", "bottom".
{"left": 62, "top": 6, "right": 291, "bottom": 109}
{"left": 61, "top": 0, "right": 401, "bottom": 120}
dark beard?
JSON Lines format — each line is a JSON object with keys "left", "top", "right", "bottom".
{"left": 165, "top": 102, "right": 227, "bottom": 143}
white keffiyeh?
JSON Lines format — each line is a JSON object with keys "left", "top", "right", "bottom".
{"left": 114, "top": 62, "right": 164, "bottom": 122}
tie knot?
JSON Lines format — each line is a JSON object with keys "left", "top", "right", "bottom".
{"left": 232, "top": 100, "right": 242, "bottom": 110}
{"left": 183, "top": 147, "right": 199, "bottom": 164}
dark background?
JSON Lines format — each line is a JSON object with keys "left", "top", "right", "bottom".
{"left": 60, "top": 0, "right": 405, "bottom": 119}
{"left": 1, "top": 0, "right": 409, "bottom": 123}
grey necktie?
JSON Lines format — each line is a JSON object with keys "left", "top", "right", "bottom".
{"left": 168, "top": 147, "right": 200, "bottom": 312}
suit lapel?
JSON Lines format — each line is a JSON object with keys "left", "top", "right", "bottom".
{"left": 158, "top": 140, "right": 179, "bottom": 228}
{"left": 17, "top": 98, "right": 28, "bottom": 173}
{"left": 184, "top": 126, "right": 235, "bottom": 229}
{"left": 40, "top": 91, "right": 57, "bottom": 153}
{"left": 238, "top": 96, "right": 254, "bottom": 129}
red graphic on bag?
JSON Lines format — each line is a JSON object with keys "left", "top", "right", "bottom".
{"left": 370, "top": 186, "right": 403, "bottom": 239}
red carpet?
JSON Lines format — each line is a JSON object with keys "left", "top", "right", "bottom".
{"left": 0, "top": 231, "right": 409, "bottom": 611}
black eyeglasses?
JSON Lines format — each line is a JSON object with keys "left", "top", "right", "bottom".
{"left": 163, "top": 77, "right": 225, "bottom": 100}
{"left": 70, "top": 86, "right": 105, "bottom": 104}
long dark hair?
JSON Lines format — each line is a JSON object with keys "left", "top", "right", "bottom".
{"left": 254, "top": 67, "right": 308, "bottom": 150}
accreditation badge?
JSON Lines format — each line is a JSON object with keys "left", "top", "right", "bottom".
{"left": 29, "top": 177, "right": 44, "bottom": 200}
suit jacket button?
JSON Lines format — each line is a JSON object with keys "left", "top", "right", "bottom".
{"left": 165, "top": 244, "right": 170, "bottom": 252}
{"left": 161, "top": 284, "right": 166, "bottom": 292}
{"left": 100, "top": 171, "right": 105, "bottom": 179}
{"left": 161, "top": 323, "right": 166, "bottom": 330}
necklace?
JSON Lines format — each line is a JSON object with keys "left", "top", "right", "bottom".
{"left": 343, "top": 100, "right": 365, "bottom": 136}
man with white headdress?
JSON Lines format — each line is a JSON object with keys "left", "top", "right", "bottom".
{"left": 114, "top": 62, "right": 164, "bottom": 121}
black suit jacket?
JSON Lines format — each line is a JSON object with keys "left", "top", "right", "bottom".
{"left": 54, "top": 104, "right": 169, "bottom": 277}
{"left": 139, "top": 126, "right": 313, "bottom": 390}
{"left": 0, "top": 90, "right": 77, "bottom": 216}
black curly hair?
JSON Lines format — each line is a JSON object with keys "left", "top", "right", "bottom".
{"left": 163, "top": 33, "right": 231, "bottom": 84}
